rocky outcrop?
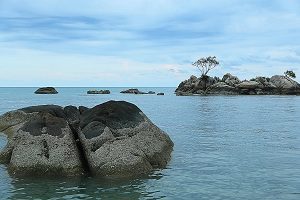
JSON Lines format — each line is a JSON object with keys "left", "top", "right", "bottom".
{"left": 120, "top": 89, "right": 158, "bottom": 95}
{"left": 0, "top": 101, "right": 173, "bottom": 177}
{"left": 157, "top": 93, "right": 165, "bottom": 95}
{"left": 120, "top": 89, "right": 147, "bottom": 94}
{"left": 176, "top": 74, "right": 300, "bottom": 95}
{"left": 175, "top": 75, "right": 220, "bottom": 95}
{"left": 34, "top": 87, "right": 58, "bottom": 94}
{"left": 87, "top": 90, "right": 110, "bottom": 94}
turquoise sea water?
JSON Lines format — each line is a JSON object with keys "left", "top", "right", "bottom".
{"left": 0, "top": 87, "right": 299, "bottom": 200}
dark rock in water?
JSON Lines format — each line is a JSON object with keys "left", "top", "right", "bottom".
{"left": 87, "top": 90, "right": 110, "bottom": 94}
{"left": 175, "top": 73, "right": 300, "bottom": 96}
{"left": 120, "top": 88, "right": 147, "bottom": 94}
{"left": 148, "top": 91, "right": 156, "bottom": 94}
{"left": 0, "top": 101, "right": 173, "bottom": 177}
{"left": 34, "top": 87, "right": 58, "bottom": 94}
{"left": 157, "top": 93, "right": 164, "bottom": 95}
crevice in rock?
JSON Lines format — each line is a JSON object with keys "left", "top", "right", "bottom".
{"left": 42, "top": 139, "right": 49, "bottom": 159}
{"left": 69, "top": 124, "right": 91, "bottom": 176}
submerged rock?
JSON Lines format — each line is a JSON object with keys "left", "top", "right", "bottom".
{"left": 34, "top": 87, "right": 58, "bottom": 94}
{"left": 87, "top": 90, "right": 110, "bottom": 94}
{"left": 0, "top": 101, "right": 173, "bottom": 177}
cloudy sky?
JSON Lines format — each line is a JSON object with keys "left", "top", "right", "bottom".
{"left": 0, "top": 0, "right": 300, "bottom": 86}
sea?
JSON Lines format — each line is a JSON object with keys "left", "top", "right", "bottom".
{"left": 0, "top": 87, "right": 299, "bottom": 200}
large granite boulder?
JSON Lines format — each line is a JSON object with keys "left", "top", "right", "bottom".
{"left": 207, "top": 82, "right": 239, "bottom": 95}
{"left": 253, "top": 77, "right": 276, "bottom": 89}
{"left": 237, "top": 81, "right": 260, "bottom": 89}
{"left": 270, "top": 75, "right": 300, "bottom": 94}
{"left": 222, "top": 73, "right": 241, "bottom": 87}
{"left": 0, "top": 101, "right": 173, "bottom": 177}
{"left": 0, "top": 108, "right": 83, "bottom": 176}
{"left": 270, "top": 75, "right": 299, "bottom": 89}
{"left": 34, "top": 87, "right": 58, "bottom": 94}
{"left": 78, "top": 101, "right": 173, "bottom": 177}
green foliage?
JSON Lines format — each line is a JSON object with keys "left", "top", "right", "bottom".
{"left": 192, "top": 56, "right": 219, "bottom": 77}
{"left": 284, "top": 70, "right": 296, "bottom": 79}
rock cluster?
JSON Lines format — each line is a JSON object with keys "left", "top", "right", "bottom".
{"left": 34, "top": 87, "right": 58, "bottom": 94}
{"left": 120, "top": 89, "right": 162, "bottom": 95}
{"left": 0, "top": 101, "right": 173, "bottom": 177}
{"left": 87, "top": 90, "right": 110, "bottom": 94}
{"left": 175, "top": 73, "right": 300, "bottom": 95}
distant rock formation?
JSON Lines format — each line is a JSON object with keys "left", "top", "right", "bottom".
{"left": 120, "top": 89, "right": 158, "bottom": 95}
{"left": 120, "top": 89, "right": 147, "bottom": 94}
{"left": 0, "top": 101, "right": 173, "bottom": 177}
{"left": 157, "top": 93, "right": 165, "bottom": 95}
{"left": 175, "top": 73, "right": 300, "bottom": 95}
{"left": 34, "top": 87, "right": 58, "bottom": 94}
{"left": 87, "top": 90, "right": 110, "bottom": 94}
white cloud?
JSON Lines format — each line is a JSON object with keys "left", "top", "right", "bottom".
{"left": 0, "top": 0, "right": 300, "bottom": 85}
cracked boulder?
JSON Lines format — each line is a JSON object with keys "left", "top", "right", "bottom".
{"left": 0, "top": 108, "right": 83, "bottom": 176}
{"left": 0, "top": 101, "right": 173, "bottom": 177}
{"left": 79, "top": 101, "right": 174, "bottom": 177}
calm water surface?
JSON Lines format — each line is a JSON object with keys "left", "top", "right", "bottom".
{"left": 0, "top": 87, "right": 299, "bottom": 200}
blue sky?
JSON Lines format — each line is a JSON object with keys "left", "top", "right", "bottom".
{"left": 0, "top": 0, "right": 300, "bottom": 86}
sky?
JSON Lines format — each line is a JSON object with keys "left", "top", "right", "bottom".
{"left": 0, "top": 0, "right": 300, "bottom": 87}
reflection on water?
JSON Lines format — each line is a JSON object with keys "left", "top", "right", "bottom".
{"left": 9, "top": 172, "right": 164, "bottom": 200}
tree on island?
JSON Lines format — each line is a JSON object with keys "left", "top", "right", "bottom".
{"left": 192, "top": 56, "right": 219, "bottom": 91}
{"left": 284, "top": 70, "right": 296, "bottom": 79}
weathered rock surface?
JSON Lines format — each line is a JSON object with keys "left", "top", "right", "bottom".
{"left": 0, "top": 101, "right": 173, "bottom": 177}
{"left": 176, "top": 74, "right": 300, "bottom": 95}
{"left": 87, "top": 90, "right": 110, "bottom": 94}
{"left": 34, "top": 87, "right": 58, "bottom": 94}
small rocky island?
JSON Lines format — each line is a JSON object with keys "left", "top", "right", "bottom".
{"left": 0, "top": 101, "right": 173, "bottom": 177}
{"left": 35, "top": 87, "right": 58, "bottom": 94}
{"left": 120, "top": 88, "right": 162, "bottom": 95}
{"left": 87, "top": 90, "right": 110, "bottom": 94}
{"left": 176, "top": 73, "right": 300, "bottom": 95}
